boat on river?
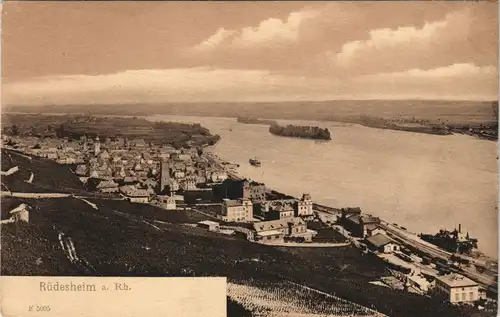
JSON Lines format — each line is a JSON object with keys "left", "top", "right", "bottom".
{"left": 249, "top": 158, "right": 261, "bottom": 167}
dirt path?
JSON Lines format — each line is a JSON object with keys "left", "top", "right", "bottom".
{"left": 265, "top": 241, "right": 351, "bottom": 248}
{"left": 26, "top": 172, "right": 34, "bottom": 183}
{"left": 74, "top": 197, "right": 99, "bottom": 210}
{"left": 1, "top": 166, "right": 19, "bottom": 176}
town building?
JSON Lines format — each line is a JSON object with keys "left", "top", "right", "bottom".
{"left": 174, "top": 170, "right": 186, "bottom": 179}
{"left": 221, "top": 198, "right": 253, "bottom": 222}
{"left": 340, "top": 207, "right": 381, "bottom": 237}
{"left": 296, "top": 193, "right": 313, "bottom": 217}
{"left": 340, "top": 207, "right": 363, "bottom": 235}
{"left": 243, "top": 180, "right": 266, "bottom": 203}
{"left": 9, "top": 204, "right": 30, "bottom": 223}
{"left": 155, "top": 195, "right": 177, "bottom": 210}
{"left": 265, "top": 201, "right": 295, "bottom": 220}
{"left": 250, "top": 217, "right": 313, "bottom": 243}
{"left": 94, "top": 136, "right": 101, "bottom": 155}
{"left": 97, "top": 180, "right": 119, "bottom": 193}
{"left": 210, "top": 171, "right": 228, "bottom": 183}
{"left": 361, "top": 216, "right": 382, "bottom": 237}
{"left": 198, "top": 220, "right": 220, "bottom": 232}
{"left": 366, "top": 225, "right": 386, "bottom": 237}
{"left": 365, "top": 233, "right": 400, "bottom": 253}
{"left": 419, "top": 224, "right": 478, "bottom": 254}
{"left": 159, "top": 160, "right": 171, "bottom": 194}
{"left": 180, "top": 176, "right": 197, "bottom": 190}
{"left": 119, "top": 186, "right": 150, "bottom": 203}
{"left": 406, "top": 273, "right": 431, "bottom": 293}
{"left": 75, "top": 165, "right": 89, "bottom": 176}
{"left": 433, "top": 273, "right": 479, "bottom": 304}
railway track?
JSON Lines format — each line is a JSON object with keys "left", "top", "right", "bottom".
{"left": 313, "top": 203, "right": 342, "bottom": 214}
{"left": 380, "top": 223, "right": 497, "bottom": 294}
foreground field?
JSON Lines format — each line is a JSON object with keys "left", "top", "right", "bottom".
{"left": 228, "top": 280, "right": 381, "bottom": 317}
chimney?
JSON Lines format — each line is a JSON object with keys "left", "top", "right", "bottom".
{"left": 458, "top": 224, "right": 461, "bottom": 233}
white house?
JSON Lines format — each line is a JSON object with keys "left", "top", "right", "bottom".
{"left": 10, "top": 204, "right": 31, "bottom": 223}
{"left": 366, "top": 226, "right": 387, "bottom": 237}
{"left": 296, "top": 193, "right": 314, "bottom": 217}
{"left": 221, "top": 198, "right": 253, "bottom": 222}
{"left": 433, "top": 273, "right": 479, "bottom": 304}
{"left": 365, "top": 233, "right": 400, "bottom": 253}
{"left": 174, "top": 170, "right": 186, "bottom": 179}
{"left": 198, "top": 220, "right": 220, "bottom": 232}
{"left": 180, "top": 177, "right": 197, "bottom": 191}
{"left": 156, "top": 195, "right": 177, "bottom": 210}
{"left": 210, "top": 171, "right": 228, "bottom": 183}
{"left": 119, "top": 186, "right": 150, "bottom": 203}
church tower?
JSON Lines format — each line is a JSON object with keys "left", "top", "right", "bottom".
{"left": 159, "top": 160, "right": 171, "bottom": 194}
{"left": 94, "top": 136, "right": 101, "bottom": 155}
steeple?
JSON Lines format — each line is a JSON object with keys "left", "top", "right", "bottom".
{"left": 94, "top": 136, "right": 101, "bottom": 155}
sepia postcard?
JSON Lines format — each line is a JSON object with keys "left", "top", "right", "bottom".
{"left": 0, "top": 1, "right": 498, "bottom": 317}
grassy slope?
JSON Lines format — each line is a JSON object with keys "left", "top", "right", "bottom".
{"left": 1, "top": 149, "right": 86, "bottom": 194}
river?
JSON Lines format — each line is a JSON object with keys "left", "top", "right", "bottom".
{"left": 146, "top": 114, "right": 498, "bottom": 258}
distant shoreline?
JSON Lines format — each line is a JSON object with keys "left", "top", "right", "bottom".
{"left": 4, "top": 111, "right": 497, "bottom": 141}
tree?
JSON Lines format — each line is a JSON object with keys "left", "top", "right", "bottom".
{"left": 11, "top": 125, "right": 19, "bottom": 135}
{"left": 147, "top": 168, "right": 154, "bottom": 178}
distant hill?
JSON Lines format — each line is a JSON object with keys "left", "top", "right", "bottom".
{"left": 5, "top": 100, "right": 498, "bottom": 124}
{"left": 1, "top": 114, "right": 220, "bottom": 148}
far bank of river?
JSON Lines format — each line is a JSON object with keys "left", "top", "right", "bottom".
{"left": 146, "top": 114, "right": 499, "bottom": 259}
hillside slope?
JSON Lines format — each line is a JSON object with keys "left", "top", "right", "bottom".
{"left": 1, "top": 149, "right": 85, "bottom": 194}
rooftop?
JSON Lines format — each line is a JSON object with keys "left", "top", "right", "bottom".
{"left": 301, "top": 193, "right": 312, "bottom": 201}
{"left": 343, "top": 207, "right": 362, "bottom": 214}
{"left": 273, "top": 202, "right": 295, "bottom": 212}
{"left": 119, "top": 186, "right": 150, "bottom": 197}
{"left": 253, "top": 217, "right": 305, "bottom": 232}
{"left": 223, "top": 198, "right": 249, "bottom": 207}
{"left": 256, "top": 230, "right": 283, "bottom": 237}
{"left": 365, "top": 223, "right": 380, "bottom": 231}
{"left": 361, "top": 216, "right": 381, "bottom": 224}
{"left": 365, "top": 233, "right": 394, "bottom": 248}
{"left": 437, "top": 273, "right": 478, "bottom": 288}
{"left": 198, "top": 220, "right": 220, "bottom": 226}
{"left": 347, "top": 214, "right": 361, "bottom": 224}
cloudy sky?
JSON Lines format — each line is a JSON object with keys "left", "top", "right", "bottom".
{"left": 2, "top": 1, "right": 498, "bottom": 105}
